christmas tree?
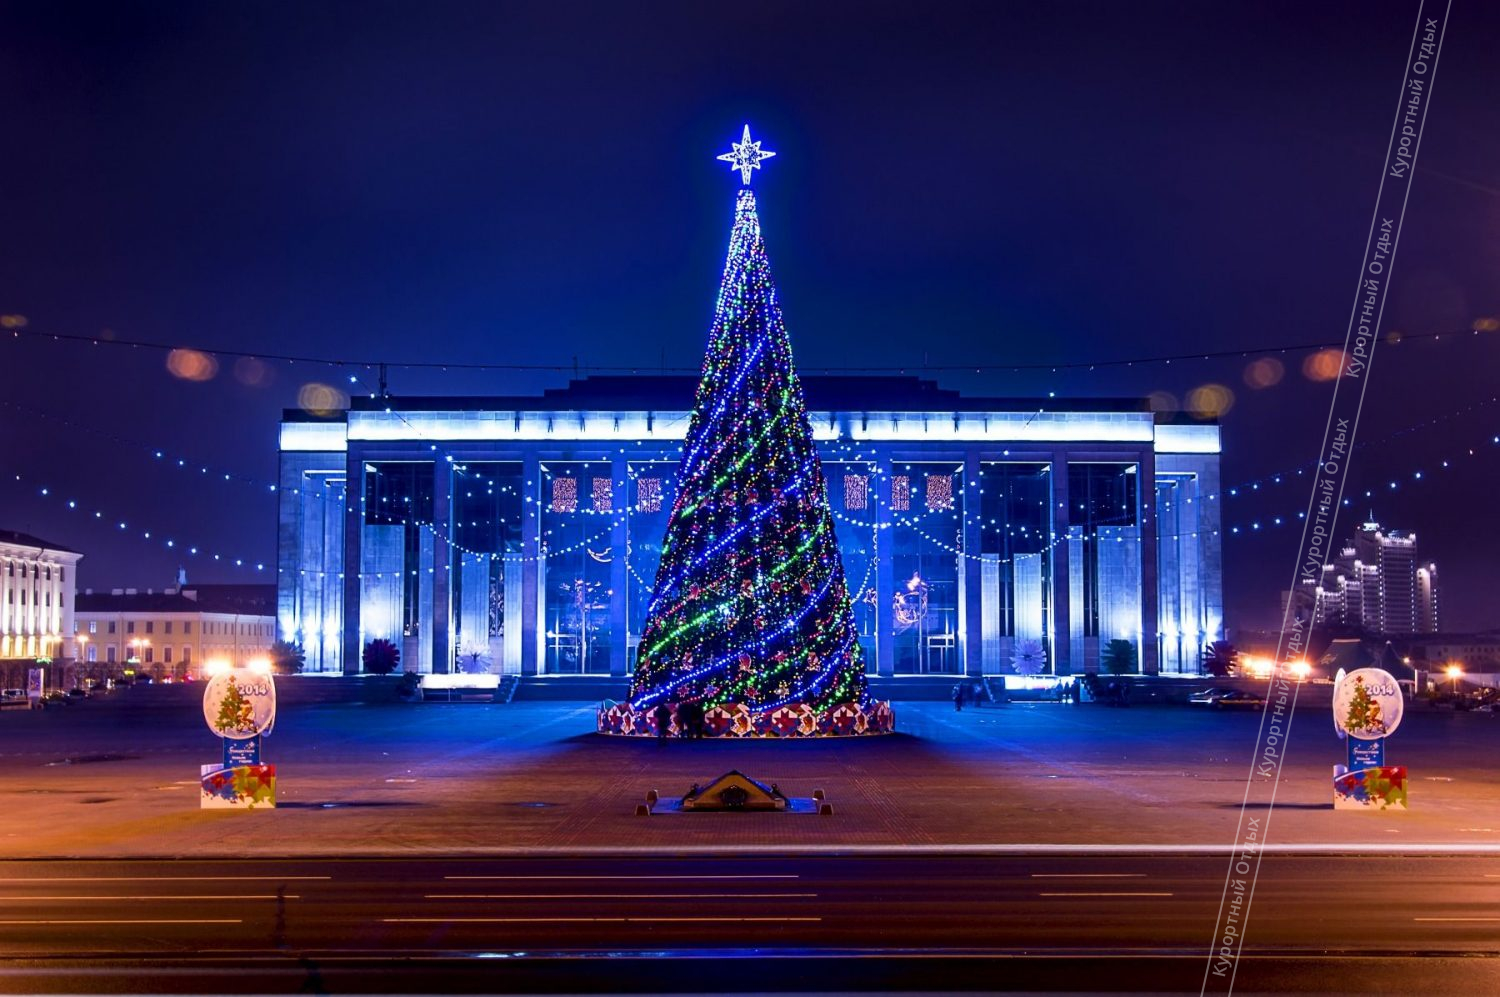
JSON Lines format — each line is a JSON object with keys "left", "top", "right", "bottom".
{"left": 1343, "top": 675, "right": 1385, "bottom": 735}
{"left": 215, "top": 682, "right": 256, "bottom": 735}
{"left": 628, "top": 128, "right": 867, "bottom": 717}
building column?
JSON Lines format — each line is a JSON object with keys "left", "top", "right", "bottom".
{"left": 1050, "top": 452, "right": 1073, "bottom": 675}
{"left": 1139, "top": 451, "right": 1160, "bottom": 676}
{"left": 341, "top": 459, "right": 366, "bottom": 675}
{"left": 609, "top": 457, "right": 629, "bottom": 677}
{"left": 962, "top": 450, "right": 983, "bottom": 678}
{"left": 875, "top": 457, "right": 895, "bottom": 678}
{"left": 520, "top": 455, "right": 541, "bottom": 677}
{"left": 430, "top": 459, "right": 453, "bottom": 674}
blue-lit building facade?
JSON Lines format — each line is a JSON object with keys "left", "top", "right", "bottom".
{"left": 276, "top": 377, "right": 1224, "bottom": 679}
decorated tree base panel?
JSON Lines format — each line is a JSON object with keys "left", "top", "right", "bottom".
{"left": 598, "top": 700, "right": 894, "bottom": 738}
{"left": 200, "top": 763, "right": 277, "bottom": 809}
{"left": 1333, "top": 764, "right": 1408, "bottom": 811}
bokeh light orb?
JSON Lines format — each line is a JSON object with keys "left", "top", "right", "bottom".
{"left": 233, "top": 356, "right": 273, "bottom": 387}
{"left": 1186, "top": 383, "right": 1234, "bottom": 419}
{"left": 298, "top": 382, "right": 348, "bottom": 416}
{"left": 166, "top": 348, "right": 219, "bottom": 382}
{"left": 1302, "top": 348, "right": 1345, "bottom": 382}
{"left": 1242, "top": 356, "right": 1284, "bottom": 389}
{"left": 1146, "top": 390, "right": 1179, "bottom": 414}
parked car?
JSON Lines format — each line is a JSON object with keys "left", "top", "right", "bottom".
{"left": 40, "top": 690, "right": 69, "bottom": 709}
{"left": 1, "top": 689, "right": 28, "bottom": 708}
{"left": 65, "top": 687, "right": 89, "bottom": 701}
{"left": 1210, "top": 690, "right": 1267, "bottom": 709}
{"left": 1189, "top": 688, "right": 1266, "bottom": 709}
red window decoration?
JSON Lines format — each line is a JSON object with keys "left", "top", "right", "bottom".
{"left": 592, "top": 477, "right": 613, "bottom": 512}
{"left": 925, "top": 473, "right": 955, "bottom": 511}
{"left": 891, "top": 475, "right": 911, "bottom": 512}
{"left": 551, "top": 477, "right": 578, "bottom": 513}
{"left": 843, "top": 474, "right": 868, "bottom": 511}
{"left": 637, "top": 477, "right": 663, "bottom": 514}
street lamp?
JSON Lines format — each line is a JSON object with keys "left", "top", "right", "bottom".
{"left": 1446, "top": 663, "right": 1463, "bottom": 695}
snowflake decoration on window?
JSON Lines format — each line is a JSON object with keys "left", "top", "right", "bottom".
{"left": 891, "top": 475, "right": 911, "bottom": 512}
{"left": 843, "top": 474, "right": 868, "bottom": 511}
{"left": 551, "top": 477, "right": 577, "bottom": 513}
{"left": 925, "top": 474, "right": 954, "bottom": 511}
{"left": 637, "top": 477, "right": 663, "bottom": 514}
{"left": 591, "top": 477, "right": 612, "bottom": 512}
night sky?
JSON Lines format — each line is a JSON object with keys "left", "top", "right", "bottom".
{"left": 3, "top": 2, "right": 1498, "bottom": 632}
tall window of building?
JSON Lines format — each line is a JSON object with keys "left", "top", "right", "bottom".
{"left": 164, "top": 647, "right": 173, "bottom": 663}
{"left": 826, "top": 461, "right": 879, "bottom": 673}
{"left": 107, "top": 621, "right": 116, "bottom": 634}
{"left": 126, "top": 621, "right": 135, "bottom": 634}
{"left": 145, "top": 621, "right": 154, "bottom": 634}
{"left": 450, "top": 462, "right": 524, "bottom": 676}
{"left": 184, "top": 621, "right": 192, "bottom": 635}
{"left": 1068, "top": 462, "right": 1143, "bottom": 673}
{"left": 625, "top": 460, "right": 679, "bottom": 670}
{"left": 88, "top": 621, "right": 97, "bottom": 634}
{"left": 164, "top": 621, "right": 173, "bottom": 635}
{"left": 106, "top": 646, "right": 116, "bottom": 663}
{"left": 362, "top": 460, "right": 437, "bottom": 672}
{"left": 540, "top": 460, "right": 614, "bottom": 675}
{"left": 183, "top": 646, "right": 191, "bottom": 664}
{"left": 979, "top": 462, "right": 1053, "bottom": 674}
{"left": 890, "top": 462, "right": 965, "bottom": 674}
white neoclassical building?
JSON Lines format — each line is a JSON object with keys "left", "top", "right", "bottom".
{"left": 1, "top": 530, "right": 83, "bottom": 663}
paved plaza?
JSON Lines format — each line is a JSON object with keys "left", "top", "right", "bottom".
{"left": 3, "top": 683, "right": 1498, "bottom": 857}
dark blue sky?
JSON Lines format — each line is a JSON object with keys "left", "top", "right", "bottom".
{"left": 3, "top": 2, "right": 1498, "bottom": 631}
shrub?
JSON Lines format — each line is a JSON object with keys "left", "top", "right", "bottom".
{"left": 1101, "top": 639, "right": 1138, "bottom": 675}
{"left": 362, "top": 638, "right": 400, "bottom": 675}
{"left": 269, "top": 639, "right": 306, "bottom": 675}
{"left": 1201, "top": 640, "right": 1239, "bottom": 677}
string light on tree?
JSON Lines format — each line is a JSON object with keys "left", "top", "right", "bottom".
{"left": 628, "top": 130, "right": 866, "bottom": 719}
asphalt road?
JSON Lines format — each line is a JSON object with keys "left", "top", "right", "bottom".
{"left": 1, "top": 852, "right": 1497, "bottom": 993}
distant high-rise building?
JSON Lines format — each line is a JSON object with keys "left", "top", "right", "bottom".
{"left": 1304, "top": 518, "right": 1439, "bottom": 636}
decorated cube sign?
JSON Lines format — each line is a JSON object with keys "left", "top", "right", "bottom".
{"left": 200, "top": 668, "right": 277, "bottom": 809}
{"left": 1331, "top": 668, "right": 1407, "bottom": 811}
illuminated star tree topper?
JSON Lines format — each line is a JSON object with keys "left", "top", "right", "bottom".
{"left": 716, "top": 124, "right": 776, "bottom": 185}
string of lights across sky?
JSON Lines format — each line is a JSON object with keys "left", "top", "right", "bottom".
{"left": 5, "top": 316, "right": 1499, "bottom": 377}
{"left": 8, "top": 401, "right": 1500, "bottom": 579}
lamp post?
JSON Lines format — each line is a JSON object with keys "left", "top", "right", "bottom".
{"left": 128, "top": 638, "right": 151, "bottom": 676}
{"left": 1446, "top": 663, "right": 1463, "bottom": 696}
{"left": 75, "top": 634, "right": 89, "bottom": 685}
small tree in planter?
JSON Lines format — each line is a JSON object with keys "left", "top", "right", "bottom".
{"left": 269, "top": 639, "right": 306, "bottom": 675}
{"left": 395, "top": 671, "right": 423, "bottom": 702}
{"left": 1201, "top": 640, "right": 1239, "bottom": 677}
{"left": 362, "top": 638, "right": 400, "bottom": 675}
{"left": 1101, "top": 639, "right": 1138, "bottom": 676}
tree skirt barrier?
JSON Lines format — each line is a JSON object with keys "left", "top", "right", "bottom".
{"left": 597, "top": 700, "right": 894, "bottom": 738}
